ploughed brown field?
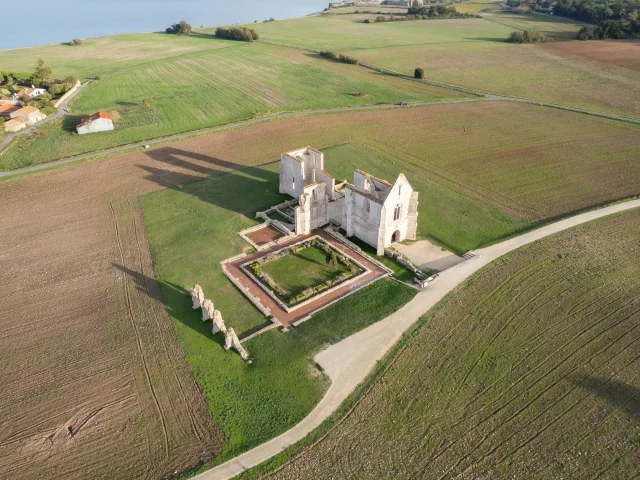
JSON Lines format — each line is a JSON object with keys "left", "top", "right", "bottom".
{"left": 0, "top": 102, "right": 637, "bottom": 478}
{"left": 543, "top": 39, "right": 640, "bottom": 72}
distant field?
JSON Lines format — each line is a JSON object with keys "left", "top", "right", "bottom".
{"left": 454, "top": 2, "right": 502, "bottom": 13}
{"left": 268, "top": 208, "right": 640, "bottom": 480}
{"left": 0, "top": 42, "right": 461, "bottom": 171}
{"left": 543, "top": 39, "right": 640, "bottom": 72}
{"left": 0, "top": 33, "right": 232, "bottom": 80}
{"left": 243, "top": 13, "right": 640, "bottom": 118}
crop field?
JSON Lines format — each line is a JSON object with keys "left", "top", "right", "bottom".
{"left": 268, "top": 208, "right": 640, "bottom": 480}
{"left": 0, "top": 33, "right": 235, "bottom": 80}
{"left": 543, "top": 39, "right": 640, "bottom": 72}
{"left": 0, "top": 42, "right": 461, "bottom": 172}
{"left": 454, "top": 2, "right": 502, "bottom": 13}
{"left": 244, "top": 12, "right": 639, "bottom": 118}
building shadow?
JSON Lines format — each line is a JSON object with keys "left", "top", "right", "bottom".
{"left": 62, "top": 114, "right": 86, "bottom": 132}
{"left": 138, "top": 146, "right": 284, "bottom": 218}
{"left": 112, "top": 262, "right": 223, "bottom": 343}
{"left": 569, "top": 375, "right": 640, "bottom": 419}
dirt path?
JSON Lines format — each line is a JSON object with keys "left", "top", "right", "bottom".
{"left": 197, "top": 199, "right": 640, "bottom": 480}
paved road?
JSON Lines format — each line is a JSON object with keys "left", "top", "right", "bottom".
{"left": 198, "top": 198, "right": 640, "bottom": 480}
{"left": 0, "top": 81, "right": 88, "bottom": 152}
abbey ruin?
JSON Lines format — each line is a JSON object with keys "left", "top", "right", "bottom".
{"left": 279, "top": 147, "right": 419, "bottom": 255}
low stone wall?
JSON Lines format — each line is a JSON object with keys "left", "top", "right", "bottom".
{"left": 325, "top": 227, "right": 394, "bottom": 276}
{"left": 385, "top": 248, "right": 426, "bottom": 279}
{"left": 52, "top": 80, "right": 81, "bottom": 108}
{"left": 241, "top": 235, "right": 371, "bottom": 313}
{"left": 221, "top": 262, "right": 272, "bottom": 317}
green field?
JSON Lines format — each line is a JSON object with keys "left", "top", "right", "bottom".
{"left": 140, "top": 165, "right": 417, "bottom": 466}
{"left": 322, "top": 143, "right": 530, "bottom": 254}
{"left": 265, "top": 208, "right": 640, "bottom": 479}
{"left": 0, "top": 41, "right": 462, "bottom": 171}
{"left": 241, "top": 13, "right": 640, "bottom": 119}
{"left": 261, "top": 244, "right": 352, "bottom": 298}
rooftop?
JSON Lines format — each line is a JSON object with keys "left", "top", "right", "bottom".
{"left": 79, "top": 111, "right": 113, "bottom": 125}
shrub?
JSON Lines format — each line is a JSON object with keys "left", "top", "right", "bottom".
{"left": 414, "top": 67, "right": 425, "bottom": 79}
{"left": 68, "top": 39, "right": 83, "bottom": 46}
{"left": 319, "top": 51, "right": 358, "bottom": 65}
{"left": 166, "top": 20, "right": 192, "bottom": 35}
{"left": 48, "top": 84, "right": 65, "bottom": 96}
{"left": 215, "top": 26, "right": 259, "bottom": 42}
{"left": 142, "top": 98, "right": 154, "bottom": 109}
{"left": 506, "top": 30, "right": 550, "bottom": 43}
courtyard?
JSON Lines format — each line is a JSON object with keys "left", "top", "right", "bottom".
{"left": 224, "top": 231, "right": 387, "bottom": 326}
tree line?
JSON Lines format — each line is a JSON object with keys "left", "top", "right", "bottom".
{"left": 555, "top": 0, "right": 640, "bottom": 38}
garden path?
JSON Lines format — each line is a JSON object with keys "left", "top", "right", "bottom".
{"left": 196, "top": 198, "right": 640, "bottom": 480}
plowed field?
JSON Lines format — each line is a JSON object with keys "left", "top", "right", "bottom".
{"left": 267, "top": 209, "right": 640, "bottom": 480}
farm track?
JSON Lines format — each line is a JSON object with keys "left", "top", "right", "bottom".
{"left": 195, "top": 200, "right": 640, "bottom": 480}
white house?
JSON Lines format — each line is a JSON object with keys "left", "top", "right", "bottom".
{"left": 16, "top": 86, "right": 47, "bottom": 98}
{"left": 279, "top": 147, "right": 418, "bottom": 255}
{"left": 77, "top": 111, "right": 114, "bottom": 135}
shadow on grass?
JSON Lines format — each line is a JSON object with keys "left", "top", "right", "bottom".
{"left": 113, "top": 262, "right": 222, "bottom": 342}
{"left": 466, "top": 36, "right": 508, "bottom": 42}
{"left": 61, "top": 114, "right": 86, "bottom": 132}
{"left": 569, "top": 375, "right": 640, "bottom": 419}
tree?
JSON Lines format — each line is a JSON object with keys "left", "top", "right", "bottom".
{"left": 414, "top": 67, "right": 425, "bottom": 79}
{"left": 32, "top": 59, "right": 52, "bottom": 86}
{"left": 0, "top": 88, "right": 10, "bottom": 97}
{"left": 167, "top": 20, "right": 192, "bottom": 35}
{"left": 68, "top": 39, "right": 83, "bottom": 46}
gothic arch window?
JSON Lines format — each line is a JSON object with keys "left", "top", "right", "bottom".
{"left": 291, "top": 163, "right": 295, "bottom": 191}
{"left": 398, "top": 184, "right": 402, "bottom": 196}
{"left": 394, "top": 204, "right": 402, "bottom": 221}
{"left": 364, "top": 199, "right": 370, "bottom": 215}
{"left": 364, "top": 177, "right": 372, "bottom": 192}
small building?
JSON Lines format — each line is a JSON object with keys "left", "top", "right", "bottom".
{"left": 4, "top": 117, "right": 29, "bottom": 133}
{"left": 0, "top": 98, "right": 20, "bottom": 106}
{"left": 279, "top": 147, "right": 418, "bottom": 255}
{"left": 77, "top": 111, "right": 114, "bottom": 135}
{"left": 0, "top": 103, "right": 19, "bottom": 118}
{"left": 10, "top": 106, "right": 46, "bottom": 125}
{"left": 15, "top": 86, "right": 47, "bottom": 98}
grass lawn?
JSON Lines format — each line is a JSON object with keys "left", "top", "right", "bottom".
{"left": 349, "top": 236, "right": 424, "bottom": 283}
{"left": 265, "top": 208, "right": 640, "bottom": 480}
{"left": 261, "top": 245, "right": 351, "bottom": 298}
{"left": 141, "top": 166, "right": 417, "bottom": 467}
{"left": 0, "top": 41, "right": 462, "bottom": 172}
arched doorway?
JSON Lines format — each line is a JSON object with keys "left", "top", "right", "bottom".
{"left": 392, "top": 230, "right": 401, "bottom": 243}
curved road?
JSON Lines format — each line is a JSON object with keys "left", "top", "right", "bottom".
{"left": 197, "top": 198, "right": 640, "bottom": 480}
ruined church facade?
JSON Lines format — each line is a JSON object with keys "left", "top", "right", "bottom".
{"left": 279, "top": 147, "right": 418, "bottom": 255}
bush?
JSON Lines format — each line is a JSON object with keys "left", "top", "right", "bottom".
{"left": 166, "top": 20, "right": 192, "bottom": 35}
{"left": 319, "top": 51, "right": 358, "bottom": 65}
{"left": 48, "top": 84, "right": 66, "bottom": 96}
{"left": 506, "top": 30, "right": 550, "bottom": 43}
{"left": 414, "top": 67, "right": 425, "bottom": 79}
{"left": 215, "top": 26, "right": 259, "bottom": 42}
{"left": 68, "top": 39, "right": 83, "bottom": 46}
